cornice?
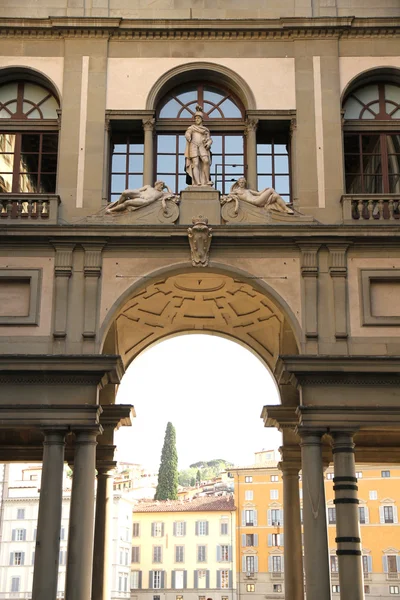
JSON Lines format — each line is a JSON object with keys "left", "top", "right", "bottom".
{"left": 0, "top": 16, "right": 398, "bottom": 40}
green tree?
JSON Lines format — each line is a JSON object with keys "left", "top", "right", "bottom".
{"left": 155, "top": 422, "right": 179, "bottom": 500}
{"left": 196, "top": 469, "right": 201, "bottom": 485}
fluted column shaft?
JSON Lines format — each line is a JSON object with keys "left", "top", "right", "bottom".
{"left": 245, "top": 118, "right": 258, "bottom": 190}
{"left": 332, "top": 431, "right": 364, "bottom": 600}
{"left": 300, "top": 430, "right": 331, "bottom": 600}
{"left": 65, "top": 429, "right": 99, "bottom": 600}
{"left": 91, "top": 463, "right": 115, "bottom": 600}
{"left": 143, "top": 118, "right": 155, "bottom": 186}
{"left": 32, "top": 430, "right": 66, "bottom": 600}
{"left": 279, "top": 457, "right": 304, "bottom": 600}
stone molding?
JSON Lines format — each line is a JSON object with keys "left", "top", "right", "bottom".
{"left": 297, "top": 405, "right": 400, "bottom": 429}
{"left": 0, "top": 404, "right": 102, "bottom": 428}
{"left": 1, "top": 17, "right": 399, "bottom": 40}
{"left": 99, "top": 404, "right": 135, "bottom": 429}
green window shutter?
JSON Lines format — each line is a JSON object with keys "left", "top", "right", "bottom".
{"left": 228, "top": 546, "right": 232, "bottom": 561}
{"left": 183, "top": 522, "right": 186, "bottom": 536}
{"left": 161, "top": 523, "right": 165, "bottom": 537}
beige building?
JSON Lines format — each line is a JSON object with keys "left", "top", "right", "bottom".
{"left": 131, "top": 497, "right": 236, "bottom": 600}
{"left": 0, "top": 1, "right": 399, "bottom": 600}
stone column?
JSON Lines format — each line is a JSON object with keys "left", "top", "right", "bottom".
{"left": 32, "top": 430, "right": 66, "bottom": 600}
{"left": 65, "top": 428, "right": 100, "bottom": 600}
{"left": 91, "top": 462, "right": 116, "bottom": 600}
{"left": 278, "top": 451, "right": 304, "bottom": 600}
{"left": 299, "top": 430, "right": 331, "bottom": 600}
{"left": 143, "top": 118, "right": 155, "bottom": 186}
{"left": 244, "top": 118, "right": 258, "bottom": 190}
{"left": 331, "top": 431, "right": 364, "bottom": 600}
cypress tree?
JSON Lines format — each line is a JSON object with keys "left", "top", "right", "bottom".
{"left": 154, "top": 422, "right": 179, "bottom": 500}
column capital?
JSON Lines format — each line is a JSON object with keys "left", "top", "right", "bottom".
{"left": 330, "top": 430, "right": 356, "bottom": 454}
{"left": 96, "top": 461, "right": 117, "bottom": 476}
{"left": 278, "top": 445, "right": 302, "bottom": 475}
{"left": 244, "top": 117, "right": 259, "bottom": 135}
{"left": 73, "top": 426, "right": 103, "bottom": 444}
{"left": 142, "top": 117, "right": 155, "bottom": 132}
{"left": 297, "top": 427, "right": 327, "bottom": 444}
{"left": 42, "top": 429, "right": 67, "bottom": 445}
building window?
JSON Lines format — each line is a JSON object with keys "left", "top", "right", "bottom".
{"left": 118, "top": 573, "right": 129, "bottom": 592}
{"left": 384, "top": 506, "right": 394, "bottom": 524}
{"left": 332, "top": 585, "right": 340, "bottom": 593}
{"left": 271, "top": 534, "right": 282, "bottom": 547}
{"left": 10, "top": 577, "right": 20, "bottom": 593}
{"left": 12, "top": 528, "right": 26, "bottom": 541}
{"left": 245, "top": 534, "right": 256, "bottom": 546}
{"left": 153, "top": 546, "right": 162, "bottom": 563}
{"left": 220, "top": 521, "right": 229, "bottom": 535}
{"left": 272, "top": 556, "right": 282, "bottom": 573}
{"left": 328, "top": 508, "right": 336, "bottom": 524}
{"left": 132, "top": 522, "right": 140, "bottom": 537}
{"left": 176, "top": 596, "right": 183, "bottom": 600}
{"left": 244, "top": 510, "right": 256, "bottom": 526}
{"left": 219, "top": 569, "right": 229, "bottom": 589}
{"left": 197, "top": 570, "right": 207, "bottom": 589}
{"left": 110, "top": 135, "right": 144, "bottom": 203}
{"left": 270, "top": 509, "right": 282, "bottom": 526}
{"left": 16, "top": 509, "right": 25, "bottom": 520}
{"left": 175, "top": 522, "right": 186, "bottom": 537}
{"left": 175, "top": 546, "right": 184, "bottom": 563}
{"left": 369, "top": 491, "right": 378, "bottom": 500}
{"left": 245, "top": 490, "right": 254, "bottom": 501}
{"left": 256, "top": 137, "right": 291, "bottom": 203}
{"left": 343, "top": 82, "right": 400, "bottom": 195}
{"left": 270, "top": 489, "right": 279, "bottom": 500}
{"left": 246, "top": 584, "right": 255, "bottom": 592}
{"left": 154, "top": 596, "right": 161, "bottom": 600}
{"left": 196, "top": 521, "right": 208, "bottom": 536}
{"left": 330, "top": 556, "right": 339, "bottom": 573}
{"left": 326, "top": 473, "right": 334, "bottom": 480}
{"left": 197, "top": 545, "right": 207, "bottom": 563}
{"left": 156, "top": 83, "right": 245, "bottom": 195}
{"left": 0, "top": 81, "right": 59, "bottom": 194}
{"left": 219, "top": 545, "right": 229, "bottom": 562}
{"left": 245, "top": 476, "right": 253, "bottom": 483}
{"left": 152, "top": 522, "right": 164, "bottom": 537}
{"left": 382, "top": 470, "right": 391, "bottom": 478}
{"left": 131, "top": 571, "right": 141, "bottom": 589}
{"left": 364, "top": 585, "right": 370, "bottom": 594}
{"left": 152, "top": 571, "right": 163, "bottom": 589}
{"left": 132, "top": 547, "right": 140, "bottom": 563}
{"left": 387, "top": 555, "right": 399, "bottom": 575}
{"left": 174, "top": 571, "right": 185, "bottom": 589}
{"left": 355, "top": 471, "right": 363, "bottom": 479}
{"left": 245, "top": 556, "right": 256, "bottom": 573}
{"left": 199, "top": 596, "right": 206, "bottom": 600}
{"left": 362, "top": 555, "right": 371, "bottom": 575}
{"left": 390, "top": 586, "right": 400, "bottom": 594}
{"left": 273, "top": 584, "right": 282, "bottom": 593}
{"left": 10, "top": 552, "right": 24, "bottom": 566}
{"left": 359, "top": 507, "right": 367, "bottom": 524}
{"left": 271, "top": 475, "right": 279, "bottom": 482}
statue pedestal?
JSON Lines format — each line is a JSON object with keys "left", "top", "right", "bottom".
{"left": 179, "top": 187, "right": 221, "bottom": 225}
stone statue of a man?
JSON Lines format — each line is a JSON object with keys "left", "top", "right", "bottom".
{"left": 184, "top": 105, "right": 213, "bottom": 187}
{"left": 106, "top": 181, "right": 178, "bottom": 214}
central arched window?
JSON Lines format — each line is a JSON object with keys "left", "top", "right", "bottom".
{"left": 156, "top": 83, "right": 246, "bottom": 194}
{"left": 343, "top": 82, "right": 400, "bottom": 194}
{"left": 0, "top": 80, "right": 59, "bottom": 194}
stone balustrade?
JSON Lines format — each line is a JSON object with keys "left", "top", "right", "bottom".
{"left": 341, "top": 194, "right": 400, "bottom": 223}
{"left": 0, "top": 194, "right": 60, "bottom": 225}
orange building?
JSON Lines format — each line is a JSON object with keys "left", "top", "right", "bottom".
{"left": 229, "top": 453, "right": 400, "bottom": 600}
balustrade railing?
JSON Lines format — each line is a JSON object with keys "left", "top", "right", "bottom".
{"left": 0, "top": 194, "right": 60, "bottom": 225}
{"left": 341, "top": 194, "right": 400, "bottom": 223}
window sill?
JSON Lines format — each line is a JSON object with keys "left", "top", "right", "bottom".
{"left": 0, "top": 194, "right": 60, "bottom": 225}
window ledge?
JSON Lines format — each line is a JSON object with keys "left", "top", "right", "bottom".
{"left": 341, "top": 194, "right": 400, "bottom": 223}
{"left": 0, "top": 194, "right": 60, "bottom": 225}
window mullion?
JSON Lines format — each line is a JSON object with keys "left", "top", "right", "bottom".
{"left": 380, "top": 133, "right": 390, "bottom": 193}
{"left": 12, "top": 133, "right": 22, "bottom": 193}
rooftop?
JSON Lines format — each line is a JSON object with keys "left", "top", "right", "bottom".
{"left": 133, "top": 495, "right": 235, "bottom": 513}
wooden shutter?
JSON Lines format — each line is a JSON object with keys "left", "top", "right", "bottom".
{"left": 241, "top": 511, "right": 246, "bottom": 526}
{"left": 217, "top": 545, "right": 221, "bottom": 561}
{"left": 194, "top": 570, "right": 198, "bottom": 589}
{"left": 281, "top": 534, "right": 284, "bottom": 546}
{"left": 228, "top": 570, "right": 233, "bottom": 588}
{"left": 241, "top": 534, "right": 246, "bottom": 547}
{"left": 183, "top": 571, "right": 187, "bottom": 588}
{"left": 281, "top": 555, "right": 285, "bottom": 572}
{"left": 228, "top": 546, "right": 232, "bottom": 561}
{"left": 383, "top": 556, "right": 388, "bottom": 573}
{"left": 364, "top": 506, "right": 370, "bottom": 524}
{"left": 279, "top": 509, "right": 284, "bottom": 525}
{"left": 242, "top": 555, "right": 247, "bottom": 572}
{"left": 173, "top": 522, "right": 177, "bottom": 536}
{"left": 151, "top": 523, "right": 155, "bottom": 537}
{"left": 9, "top": 553, "right": 13, "bottom": 566}
{"left": 161, "top": 571, "right": 165, "bottom": 588}
{"left": 268, "top": 556, "right": 272, "bottom": 572}
{"left": 138, "top": 571, "right": 142, "bottom": 589}
{"left": 254, "top": 534, "right": 258, "bottom": 547}
{"left": 171, "top": 571, "right": 176, "bottom": 589}
{"left": 205, "top": 521, "right": 209, "bottom": 535}
{"left": 367, "top": 556, "right": 372, "bottom": 573}
{"left": 11, "top": 530, "right": 16, "bottom": 541}
{"left": 268, "top": 534, "right": 272, "bottom": 547}
{"left": 397, "top": 556, "right": 400, "bottom": 573}
{"left": 254, "top": 556, "right": 259, "bottom": 572}
{"left": 379, "top": 506, "right": 385, "bottom": 524}
{"left": 394, "top": 506, "right": 398, "bottom": 524}
{"left": 267, "top": 510, "right": 271, "bottom": 526}
{"left": 149, "top": 571, "right": 153, "bottom": 588}
{"left": 183, "top": 522, "right": 186, "bottom": 536}
{"left": 216, "top": 570, "right": 221, "bottom": 589}
{"left": 195, "top": 521, "right": 199, "bottom": 535}
{"left": 33, "top": 529, "right": 37, "bottom": 541}
{"left": 161, "top": 523, "right": 165, "bottom": 537}
{"left": 253, "top": 510, "right": 258, "bottom": 526}
{"left": 206, "top": 570, "right": 210, "bottom": 588}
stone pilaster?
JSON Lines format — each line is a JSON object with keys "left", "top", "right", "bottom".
{"left": 32, "top": 430, "right": 66, "bottom": 600}
{"left": 331, "top": 431, "right": 364, "bottom": 600}
{"left": 297, "top": 244, "right": 321, "bottom": 341}
{"left": 327, "top": 244, "right": 350, "bottom": 340}
{"left": 143, "top": 117, "right": 155, "bottom": 186}
{"left": 52, "top": 243, "right": 75, "bottom": 339}
{"left": 278, "top": 447, "right": 304, "bottom": 600}
{"left": 82, "top": 243, "right": 105, "bottom": 339}
{"left": 244, "top": 118, "right": 258, "bottom": 190}
{"left": 299, "top": 429, "right": 331, "bottom": 600}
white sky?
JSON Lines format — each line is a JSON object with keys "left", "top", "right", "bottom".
{"left": 115, "top": 334, "right": 281, "bottom": 472}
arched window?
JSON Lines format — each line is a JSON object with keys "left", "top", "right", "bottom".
{"left": 156, "top": 83, "right": 245, "bottom": 194}
{"left": 343, "top": 82, "right": 400, "bottom": 194}
{"left": 0, "top": 80, "right": 59, "bottom": 194}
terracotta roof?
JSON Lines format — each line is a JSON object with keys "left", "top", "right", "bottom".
{"left": 133, "top": 495, "right": 235, "bottom": 513}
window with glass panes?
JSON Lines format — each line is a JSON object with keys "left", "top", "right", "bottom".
{"left": 110, "top": 135, "right": 144, "bottom": 204}
{"left": 343, "top": 83, "right": 400, "bottom": 195}
{"left": 272, "top": 556, "right": 282, "bottom": 573}
{"left": 384, "top": 506, "right": 394, "bottom": 523}
{"left": 156, "top": 83, "right": 245, "bottom": 194}
{"left": 257, "top": 137, "right": 291, "bottom": 203}
{"left": 0, "top": 81, "right": 59, "bottom": 194}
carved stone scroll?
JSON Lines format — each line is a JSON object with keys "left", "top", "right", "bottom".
{"left": 187, "top": 216, "right": 212, "bottom": 267}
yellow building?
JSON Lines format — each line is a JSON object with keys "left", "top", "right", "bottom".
{"left": 229, "top": 456, "right": 400, "bottom": 600}
{"left": 131, "top": 496, "right": 237, "bottom": 600}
